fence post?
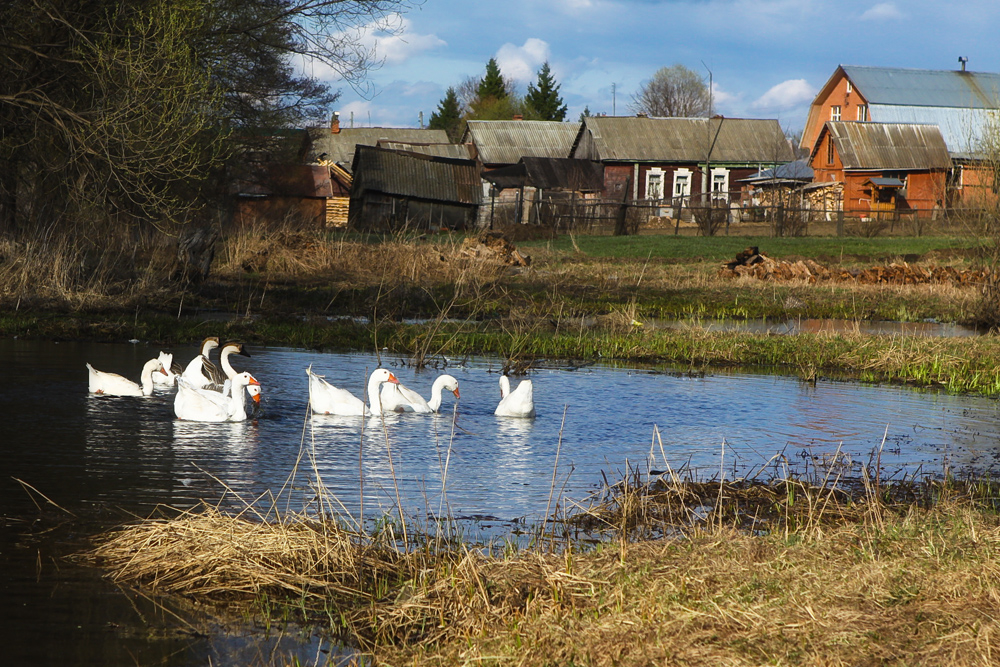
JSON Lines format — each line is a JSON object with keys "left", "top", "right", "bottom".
{"left": 836, "top": 209, "right": 844, "bottom": 237}
{"left": 776, "top": 203, "right": 784, "bottom": 237}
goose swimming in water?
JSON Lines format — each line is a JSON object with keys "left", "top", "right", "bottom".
{"left": 379, "top": 374, "right": 460, "bottom": 413}
{"left": 307, "top": 365, "right": 399, "bottom": 416}
{"left": 87, "top": 358, "right": 168, "bottom": 397}
{"left": 494, "top": 375, "right": 535, "bottom": 418}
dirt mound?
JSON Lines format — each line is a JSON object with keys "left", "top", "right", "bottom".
{"left": 719, "top": 246, "right": 989, "bottom": 286}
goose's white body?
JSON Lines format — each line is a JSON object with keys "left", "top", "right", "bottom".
{"left": 205, "top": 342, "right": 252, "bottom": 395}
{"left": 174, "top": 372, "right": 260, "bottom": 422}
{"left": 494, "top": 375, "right": 535, "bottom": 418}
{"left": 307, "top": 366, "right": 399, "bottom": 416}
{"left": 87, "top": 358, "right": 167, "bottom": 397}
{"left": 151, "top": 351, "right": 177, "bottom": 386}
{"left": 180, "top": 337, "right": 221, "bottom": 389}
{"left": 380, "top": 374, "right": 460, "bottom": 413}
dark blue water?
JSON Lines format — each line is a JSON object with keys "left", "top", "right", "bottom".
{"left": 4, "top": 339, "right": 1000, "bottom": 665}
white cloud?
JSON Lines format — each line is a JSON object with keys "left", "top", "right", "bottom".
{"left": 496, "top": 38, "right": 551, "bottom": 83}
{"left": 352, "top": 13, "right": 447, "bottom": 66}
{"left": 860, "top": 2, "right": 904, "bottom": 21}
{"left": 752, "top": 79, "right": 816, "bottom": 111}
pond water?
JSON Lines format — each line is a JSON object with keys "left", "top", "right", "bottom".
{"left": 4, "top": 338, "right": 1000, "bottom": 665}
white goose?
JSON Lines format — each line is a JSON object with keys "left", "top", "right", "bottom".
{"left": 174, "top": 372, "right": 261, "bottom": 422}
{"left": 180, "top": 336, "right": 221, "bottom": 389}
{"left": 87, "top": 358, "right": 167, "bottom": 397}
{"left": 379, "top": 374, "right": 460, "bottom": 413}
{"left": 203, "top": 341, "right": 252, "bottom": 394}
{"left": 494, "top": 375, "right": 535, "bottom": 418}
{"left": 307, "top": 366, "right": 399, "bottom": 416}
{"left": 152, "top": 351, "right": 177, "bottom": 387}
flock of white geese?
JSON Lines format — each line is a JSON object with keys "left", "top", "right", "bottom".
{"left": 86, "top": 336, "right": 536, "bottom": 422}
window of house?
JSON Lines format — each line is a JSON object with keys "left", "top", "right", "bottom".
{"left": 645, "top": 168, "right": 664, "bottom": 200}
{"left": 846, "top": 80, "right": 853, "bottom": 93}
{"left": 826, "top": 137, "right": 835, "bottom": 165}
{"left": 711, "top": 168, "right": 730, "bottom": 202}
{"left": 857, "top": 105, "right": 868, "bottom": 121}
{"left": 831, "top": 106, "right": 841, "bottom": 121}
{"left": 672, "top": 168, "right": 691, "bottom": 201}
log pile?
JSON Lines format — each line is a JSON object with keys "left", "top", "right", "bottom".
{"left": 719, "top": 246, "right": 989, "bottom": 286}
{"left": 460, "top": 231, "right": 531, "bottom": 267}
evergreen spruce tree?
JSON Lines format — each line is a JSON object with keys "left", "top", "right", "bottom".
{"left": 525, "top": 62, "right": 567, "bottom": 121}
{"left": 579, "top": 105, "right": 592, "bottom": 122}
{"left": 476, "top": 58, "right": 508, "bottom": 102}
{"left": 428, "top": 87, "right": 462, "bottom": 142}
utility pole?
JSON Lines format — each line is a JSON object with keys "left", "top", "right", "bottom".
{"left": 612, "top": 82, "right": 616, "bottom": 116}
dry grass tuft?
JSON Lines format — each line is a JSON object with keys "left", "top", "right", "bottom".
{"left": 86, "top": 472, "right": 1000, "bottom": 666}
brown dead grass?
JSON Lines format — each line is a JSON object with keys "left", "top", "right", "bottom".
{"left": 87, "top": 476, "right": 1000, "bottom": 666}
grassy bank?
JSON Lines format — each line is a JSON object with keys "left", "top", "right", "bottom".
{"left": 4, "top": 228, "right": 999, "bottom": 395}
{"left": 89, "top": 474, "right": 1000, "bottom": 666}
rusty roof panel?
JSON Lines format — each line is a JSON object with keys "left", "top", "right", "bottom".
{"left": 826, "top": 121, "right": 952, "bottom": 170}
{"left": 574, "top": 116, "right": 793, "bottom": 164}
{"left": 351, "top": 145, "right": 481, "bottom": 205}
{"left": 462, "top": 120, "right": 581, "bottom": 165}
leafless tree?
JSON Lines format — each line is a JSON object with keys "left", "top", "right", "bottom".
{"left": 630, "top": 64, "right": 710, "bottom": 118}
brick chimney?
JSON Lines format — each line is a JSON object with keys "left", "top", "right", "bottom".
{"left": 512, "top": 114, "right": 523, "bottom": 121}
{"left": 331, "top": 112, "right": 340, "bottom": 134}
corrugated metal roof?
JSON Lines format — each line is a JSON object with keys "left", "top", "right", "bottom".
{"left": 824, "top": 122, "right": 952, "bottom": 170}
{"left": 462, "top": 120, "right": 581, "bottom": 165}
{"left": 741, "top": 159, "right": 814, "bottom": 182}
{"left": 350, "top": 145, "right": 481, "bottom": 205}
{"left": 482, "top": 158, "right": 604, "bottom": 191}
{"left": 573, "top": 116, "right": 794, "bottom": 164}
{"left": 842, "top": 65, "right": 1000, "bottom": 109}
{"left": 377, "top": 140, "right": 475, "bottom": 160}
{"left": 867, "top": 104, "right": 991, "bottom": 154}
{"left": 307, "top": 128, "right": 450, "bottom": 169}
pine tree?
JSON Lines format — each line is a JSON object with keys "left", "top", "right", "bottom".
{"left": 476, "top": 58, "right": 508, "bottom": 102}
{"left": 428, "top": 87, "right": 462, "bottom": 142}
{"left": 525, "top": 62, "right": 567, "bottom": 121}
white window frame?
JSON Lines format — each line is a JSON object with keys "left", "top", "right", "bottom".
{"left": 857, "top": 105, "right": 868, "bottom": 121}
{"left": 710, "top": 167, "right": 730, "bottom": 202}
{"left": 645, "top": 167, "right": 664, "bottom": 200}
{"left": 831, "top": 105, "right": 841, "bottom": 121}
{"left": 672, "top": 168, "right": 692, "bottom": 201}
{"left": 846, "top": 80, "right": 853, "bottom": 93}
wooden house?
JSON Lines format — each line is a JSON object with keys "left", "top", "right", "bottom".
{"left": 809, "top": 121, "right": 951, "bottom": 217}
{"left": 801, "top": 64, "right": 1000, "bottom": 206}
{"left": 480, "top": 157, "right": 605, "bottom": 228}
{"left": 233, "top": 163, "right": 342, "bottom": 228}
{"left": 348, "top": 145, "right": 481, "bottom": 231}
{"left": 569, "top": 115, "right": 793, "bottom": 206}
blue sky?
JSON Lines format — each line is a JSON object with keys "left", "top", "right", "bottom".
{"left": 305, "top": 0, "right": 1000, "bottom": 134}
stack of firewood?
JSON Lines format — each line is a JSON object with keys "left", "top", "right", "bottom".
{"left": 719, "top": 247, "right": 989, "bottom": 286}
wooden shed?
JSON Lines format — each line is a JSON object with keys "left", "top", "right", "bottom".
{"left": 348, "top": 145, "right": 481, "bottom": 231}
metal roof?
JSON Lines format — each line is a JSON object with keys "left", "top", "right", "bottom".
{"left": 307, "top": 128, "right": 450, "bottom": 170}
{"left": 350, "top": 145, "right": 481, "bottom": 205}
{"left": 482, "top": 157, "right": 605, "bottom": 191}
{"left": 821, "top": 122, "right": 952, "bottom": 171}
{"left": 866, "top": 177, "right": 905, "bottom": 187}
{"left": 866, "top": 104, "right": 991, "bottom": 154}
{"left": 462, "top": 120, "right": 581, "bottom": 165}
{"left": 740, "top": 159, "right": 814, "bottom": 182}
{"left": 842, "top": 65, "right": 1000, "bottom": 109}
{"left": 572, "top": 116, "right": 794, "bottom": 164}
{"left": 234, "top": 164, "right": 332, "bottom": 198}
{"left": 376, "top": 140, "right": 474, "bottom": 160}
